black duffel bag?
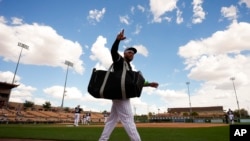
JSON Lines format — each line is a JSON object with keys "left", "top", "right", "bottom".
{"left": 87, "top": 62, "right": 145, "bottom": 100}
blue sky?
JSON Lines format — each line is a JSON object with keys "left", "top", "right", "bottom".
{"left": 1, "top": 0, "right": 250, "bottom": 115}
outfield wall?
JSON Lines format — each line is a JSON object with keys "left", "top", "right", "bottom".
{"left": 148, "top": 116, "right": 249, "bottom": 123}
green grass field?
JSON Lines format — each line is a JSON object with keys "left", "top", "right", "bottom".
{"left": 0, "top": 124, "right": 229, "bottom": 141}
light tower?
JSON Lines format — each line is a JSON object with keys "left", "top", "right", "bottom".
{"left": 8, "top": 42, "right": 29, "bottom": 105}
{"left": 12, "top": 42, "right": 29, "bottom": 84}
{"left": 186, "top": 82, "right": 192, "bottom": 116}
{"left": 61, "top": 60, "right": 73, "bottom": 108}
{"left": 230, "top": 77, "right": 241, "bottom": 118}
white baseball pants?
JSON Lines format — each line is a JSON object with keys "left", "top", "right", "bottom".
{"left": 74, "top": 113, "right": 80, "bottom": 126}
{"left": 99, "top": 99, "right": 141, "bottom": 141}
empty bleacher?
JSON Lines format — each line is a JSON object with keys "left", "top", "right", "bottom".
{"left": 0, "top": 102, "right": 105, "bottom": 124}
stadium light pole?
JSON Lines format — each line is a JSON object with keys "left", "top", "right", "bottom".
{"left": 230, "top": 77, "right": 241, "bottom": 119}
{"left": 61, "top": 60, "right": 73, "bottom": 108}
{"left": 186, "top": 82, "right": 192, "bottom": 116}
{"left": 12, "top": 42, "right": 29, "bottom": 84}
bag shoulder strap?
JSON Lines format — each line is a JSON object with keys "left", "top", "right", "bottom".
{"left": 121, "top": 61, "right": 128, "bottom": 99}
{"left": 99, "top": 63, "right": 113, "bottom": 98}
{"left": 100, "top": 61, "right": 128, "bottom": 100}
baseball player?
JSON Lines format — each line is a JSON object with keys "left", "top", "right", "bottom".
{"left": 74, "top": 105, "right": 82, "bottom": 126}
{"left": 227, "top": 108, "right": 234, "bottom": 124}
{"left": 82, "top": 114, "right": 87, "bottom": 125}
{"left": 86, "top": 112, "right": 91, "bottom": 125}
{"left": 98, "top": 29, "right": 158, "bottom": 141}
{"left": 103, "top": 112, "right": 108, "bottom": 124}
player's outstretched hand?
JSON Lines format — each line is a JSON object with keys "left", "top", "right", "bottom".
{"left": 116, "top": 29, "right": 126, "bottom": 41}
{"left": 149, "top": 82, "right": 159, "bottom": 88}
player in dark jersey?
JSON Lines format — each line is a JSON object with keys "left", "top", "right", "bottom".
{"left": 99, "top": 29, "right": 158, "bottom": 141}
{"left": 74, "top": 105, "right": 82, "bottom": 126}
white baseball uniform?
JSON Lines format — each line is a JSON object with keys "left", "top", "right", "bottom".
{"left": 99, "top": 34, "right": 141, "bottom": 141}
{"left": 99, "top": 99, "right": 141, "bottom": 141}
{"left": 74, "top": 106, "right": 82, "bottom": 126}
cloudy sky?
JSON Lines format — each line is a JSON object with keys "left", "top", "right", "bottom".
{"left": 0, "top": 0, "right": 250, "bottom": 115}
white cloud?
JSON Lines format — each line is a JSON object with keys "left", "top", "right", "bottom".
{"left": 133, "top": 44, "right": 149, "bottom": 57}
{"left": 133, "top": 24, "right": 142, "bottom": 35}
{"left": 137, "top": 5, "right": 145, "bottom": 12}
{"left": 0, "top": 71, "right": 20, "bottom": 83}
{"left": 87, "top": 8, "right": 106, "bottom": 24}
{"left": 192, "top": 0, "right": 206, "bottom": 24}
{"left": 33, "top": 97, "right": 49, "bottom": 106}
{"left": 119, "top": 15, "right": 130, "bottom": 25}
{"left": 221, "top": 5, "right": 238, "bottom": 21}
{"left": 89, "top": 35, "right": 112, "bottom": 69}
{"left": 43, "top": 86, "right": 63, "bottom": 99}
{"left": 131, "top": 6, "right": 135, "bottom": 14}
{"left": 0, "top": 16, "right": 6, "bottom": 23}
{"left": 0, "top": 71, "right": 44, "bottom": 105}
{"left": 149, "top": 0, "right": 177, "bottom": 23}
{"left": 155, "top": 89, "right": 187, "bottom": 100}
{"left": 11, "top": 17, "right": 23, "bottom": 25}
{"left": 43, "top": 85, "right": 82, "bottom": 100}
{"left": 0, "top": 18, "right": 84, "bottom": 75}
{"left": 89, "top": 35, "right": 149, "bottom": 72}
{"left": 176, "top": 8, "right": 183, "bottom": 24}
{"left": 177, "top": 21, "right": 250, "bottom": 112}
{"left": 178, "top": 22, "right": 250, "bottom": 61}
{"left": 130, "top": 98, "right": 148, "bottom": 114}
{"left": 10, "top": 84, "right": 37, "bottom": 103}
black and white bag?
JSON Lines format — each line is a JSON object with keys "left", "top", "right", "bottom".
{"left": 87, "top": 61, "right": 145, "bottom": 100}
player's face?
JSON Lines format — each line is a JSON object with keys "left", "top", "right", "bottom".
{"left": 124, "top": 51, "right": 134, "bottom": 62}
